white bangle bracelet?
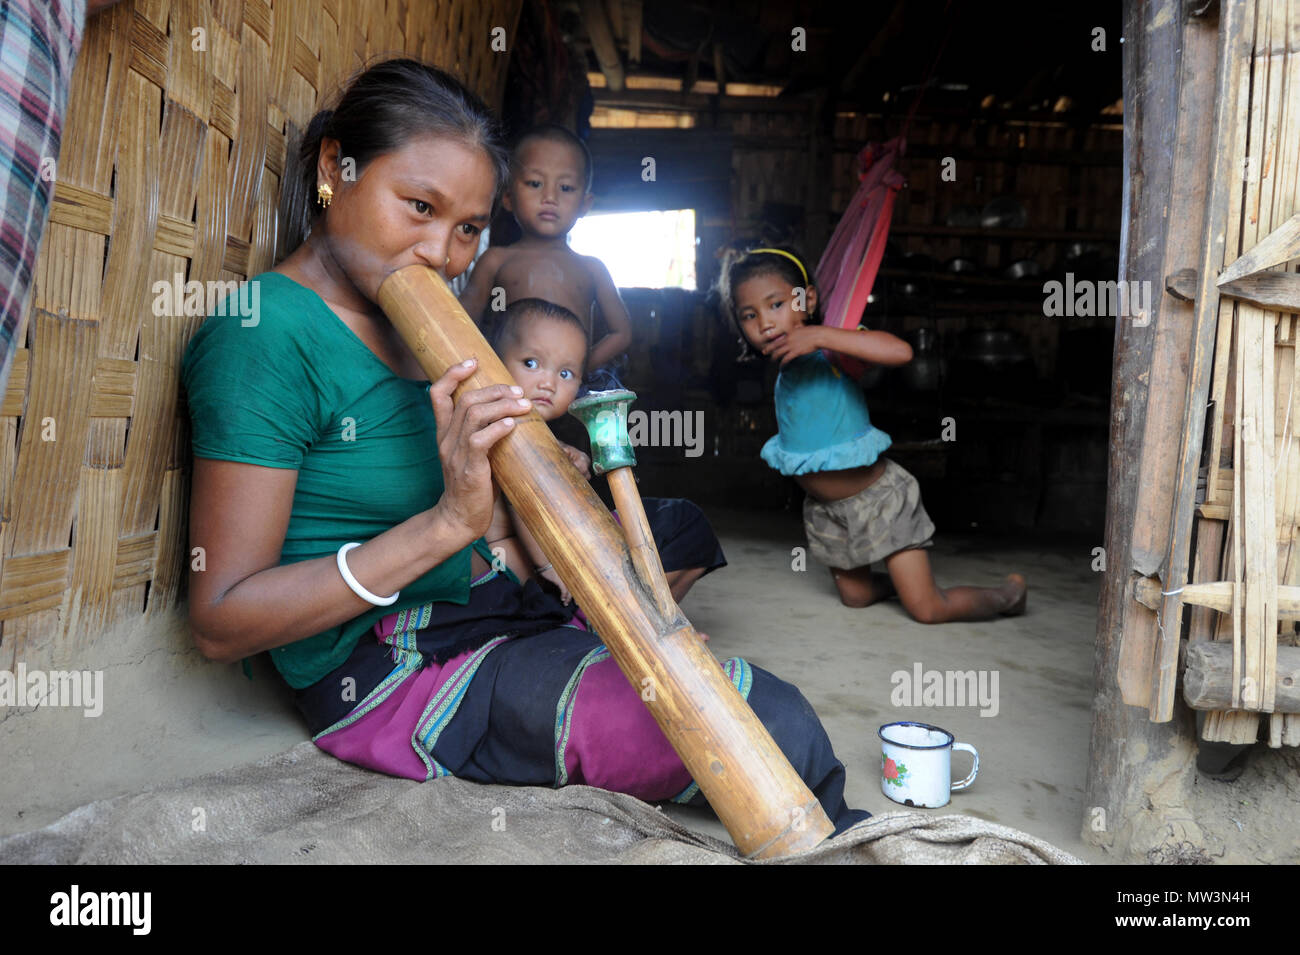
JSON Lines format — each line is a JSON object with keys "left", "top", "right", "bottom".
{"left": 336, "top": 542, "right": 400, "bottom": 606}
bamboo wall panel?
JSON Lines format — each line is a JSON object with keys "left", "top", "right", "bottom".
{"left": 1193, "top": 0, "right": 1300, "bottom": 745}
{"left": 0, "top": 0, "right": 521, "bottom": 667}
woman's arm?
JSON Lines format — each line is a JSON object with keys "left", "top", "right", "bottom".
{"left": 764, "top": 324, "right": 913, "bottom": 368}
{"left": 187, "top": 459, "right": 473, "bottom": 662}
{"left": 188, "top": 359, "right": 531, "bottom": 663}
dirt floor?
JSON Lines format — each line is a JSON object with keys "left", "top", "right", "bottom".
{"left": 0, "top": 507, "right": 1109, "bottom": 862}
{"left": 661, "top": 508, "right": 1106, "bottom": 861}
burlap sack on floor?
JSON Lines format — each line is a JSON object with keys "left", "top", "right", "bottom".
{"left": 1, "top": 742, "right": 1081, "bottom": 865}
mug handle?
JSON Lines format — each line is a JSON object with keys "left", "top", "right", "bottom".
{"left": 950, "top": 742, "right": 979, "bottom": 791}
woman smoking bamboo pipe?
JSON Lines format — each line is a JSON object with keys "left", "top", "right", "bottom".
{"left": 378, "top": 264, "right": 834, "bottom": 858}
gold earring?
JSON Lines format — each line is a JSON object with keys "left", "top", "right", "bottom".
{"left": 317, "top": 182, "right": 334, "bottom": 208}
{"left": 445, "top": 255, "right": 451, "bottom": 266}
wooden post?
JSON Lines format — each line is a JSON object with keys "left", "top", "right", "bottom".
{"left": 1085, "top": 0, "right": 1219, "bottom": 859}
{"left": 1150, "top": 0, "right": 1254, "bottom": 721}
{"left": 377, "top": 265, "right": 836, "bottom": 858}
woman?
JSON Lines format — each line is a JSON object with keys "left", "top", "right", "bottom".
{"left": 181, "top": 58, "right": 867, "bottom": 834}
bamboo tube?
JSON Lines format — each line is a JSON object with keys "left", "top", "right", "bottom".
{"left": 605, "top": 468, "right": 679, "bottom": 620}
{"left": 377, "top": 265, "right": 835, "bottom": 858}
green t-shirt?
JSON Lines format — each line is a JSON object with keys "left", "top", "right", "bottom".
{"left": 180, "top": 271, "right": 494, "bottom": 689}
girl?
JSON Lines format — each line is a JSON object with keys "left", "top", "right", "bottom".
{"left": 719, "top": 245, "right": 1027, "bottom": 623}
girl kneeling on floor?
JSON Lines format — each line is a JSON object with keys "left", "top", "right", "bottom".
{"left": 716, "top": 245, "right": 1027, "bottom": 623}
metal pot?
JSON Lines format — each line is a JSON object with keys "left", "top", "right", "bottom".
{"left": 944, "top": 256, "right": 981, "bottom": 296}
{"left": 948, "top": 328, "right": 1035, "bottom": 398}
{"left": 945, "top": 205, "right": 982, "bottom": 228}
{"left": 957, "top": 329, "right": 1032, "bottom": 363}
{"left": 981, "top": 196, "right": 1028, "bottom": 230}
{"left": 1004, "top": 258, "right": 1042, "bottom": 280}
{"left": 900, "top": 328, "right": 942, "bottom": 392}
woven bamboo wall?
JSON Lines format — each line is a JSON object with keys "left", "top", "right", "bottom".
{"left": 0, "top": 0, "right": 522, "bottom": 671}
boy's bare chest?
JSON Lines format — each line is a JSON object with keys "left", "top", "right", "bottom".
{"left": 496, "top": 251, "right": 595, "bottom": 323}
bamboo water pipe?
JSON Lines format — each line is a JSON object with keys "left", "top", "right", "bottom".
{"left": 377, "top": 265, "right": 835, "bottom": 858}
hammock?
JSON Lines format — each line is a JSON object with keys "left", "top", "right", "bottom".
{"left": 814, "top": 137, "right": 907, "bottom": 379}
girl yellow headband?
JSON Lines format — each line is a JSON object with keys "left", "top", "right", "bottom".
{"left": 748, "top": 247, "right": 808, "bottom": 286}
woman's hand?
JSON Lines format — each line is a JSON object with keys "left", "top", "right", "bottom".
{"left": 764, "top": 324, "right": 825, "bottom": 365}
{"left": 429, "top": 358, "right": 534, "bottom": 545}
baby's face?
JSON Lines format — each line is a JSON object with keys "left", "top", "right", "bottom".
{"left": 499, "top": 316, "right": 588, "bottom": 421}
{"left": 505, "top": 138, "right": 590, "bottom": 239}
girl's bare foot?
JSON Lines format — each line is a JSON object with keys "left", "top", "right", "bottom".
{"left": 998, "top": 574, "right": 1028, "bottom": 616}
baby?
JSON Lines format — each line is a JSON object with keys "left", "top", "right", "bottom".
{"left": 483, "top": 297, "right": 591, "bottom": 600}
{"left": 459, "top": 124, "right": 633, "bottom": 382}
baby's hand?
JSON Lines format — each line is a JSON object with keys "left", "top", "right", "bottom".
{"left": 540, "top": 566, "right": 572, "bottom": 604}
{"left": 765, "top": 324, "right": 824, "bottom": 365}
{"left": 558, "top": 442, "right": 592, "bottom": 479}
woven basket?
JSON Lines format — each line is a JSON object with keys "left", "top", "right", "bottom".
{"left": 0, "top": 0, "right": 521, "bottom": 670}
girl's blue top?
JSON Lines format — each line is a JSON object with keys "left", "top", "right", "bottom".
{"left": 760, "top": 350, "right": 892, "bottom": 476}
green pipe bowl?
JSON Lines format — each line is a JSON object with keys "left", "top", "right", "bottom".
{"left": 569, "top": 388, "right": 638, "bottom": 474}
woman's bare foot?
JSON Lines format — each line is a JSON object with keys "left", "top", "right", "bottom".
{"left": 998, "top": 574, "right": 1028, "bottom": 616}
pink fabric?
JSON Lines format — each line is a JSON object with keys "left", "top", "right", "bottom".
{"left": 313, "top": 643, "right": 498, "bottom": 781}
{"left": 561, "top": 654, "right": 693, "bottom": 801}
{"left": 815, "top": 138, "right": 907, "bottom": 379}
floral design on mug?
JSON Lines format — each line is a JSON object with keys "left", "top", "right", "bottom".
{"left": 882, "top": 756, "right": 909, "bottom": 786}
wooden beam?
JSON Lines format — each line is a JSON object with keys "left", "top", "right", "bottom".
{"left": 605, "top": 0, "right": 624, "bottom": 41}
{"left": 1133, "top": 576, "right": 1300, "bottom": 619}
{"left": 841, "top": 0, "right": 907, "bottom": 93}
{"left": 683, "top": 45, "right": 701, "bottom": 96}
{"left": 594, "top": 89, "right": 812, "bottom": 114}
{"left": 711, "top": 41, "right": 726, "bottom": 97}
{"left": 580, "top": 0, "right": 624, "bottom": 93}
{"left": 1218, "top": 212, "right": 1300, "bottom": 284}
{"left": 867, "top": 141, "right": 1123, "bottom": 167}
{"left": 1184, "top": 641, "right": 1300, "bottom": 711}
{"left": 626, "top": 0, "right": 642, "bottom": 66}
{"left": 1167, "top": 267, "right": 1300, "bottom": 312}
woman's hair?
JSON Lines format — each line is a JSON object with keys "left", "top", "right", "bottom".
{"left": 278, "top": 58, "right": 510, "bottom": 260}
{"left": 714, "top": 244, "right": 821, "bottom": 359}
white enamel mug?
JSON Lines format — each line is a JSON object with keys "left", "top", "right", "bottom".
{"left": 878, "top": 721, "right": 979, "bottom": 808}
